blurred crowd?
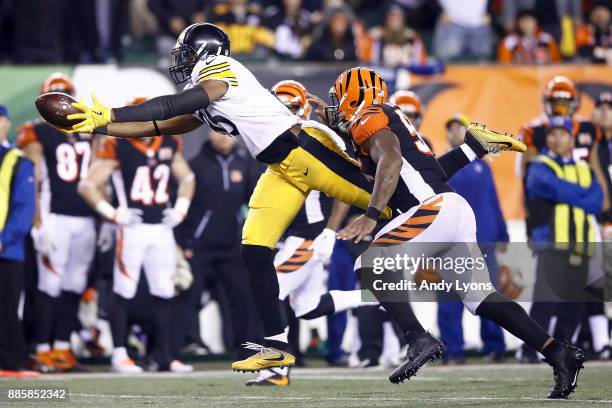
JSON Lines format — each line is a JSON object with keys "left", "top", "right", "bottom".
{"left": 0, "top": 0, "right": 610, "bottom": 66}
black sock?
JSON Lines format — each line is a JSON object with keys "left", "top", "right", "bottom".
{"left": 476, "top": 292, "right": 550, "bottom": 351}
{"left": 110, "top": 293, "right": 129, "bottom": 348}
{"left": 358, "top": 267, "right": 425, "bottom": 337}
{"left": 56, "top": 291, "right": 80, "bottom": 343}
{"left": 241, "top": 244, "right": 285, "bottom": 337}
{"left": 152, "top": 296, "right": 173, "bottom": 368}
{"left": 300, "top": 293, "right": 335, "bottom": 320}
{"left": 34, "top": 290, "right": 57, "bottom": 346}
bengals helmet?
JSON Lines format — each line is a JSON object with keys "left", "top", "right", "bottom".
{"left": 390, "top": 90, "right": 422, "bottom": 130}
{"left": 543, "top": 76, "right": 580, "bottom": 117}
{"left": 127, "top": 96, "right": 148, "bottom": 106}
{"left": 328, "top": 67, "right": 388, "bottom": 132}
{"left": 271, "top": 80, "right": 311, "bottom": 120}
{"left": 40, "top": 73, "right": 75, "bottom": 96}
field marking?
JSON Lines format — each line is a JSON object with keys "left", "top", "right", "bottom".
{"left": 69, "top": 393, "right": 612, "bottom": 404}
{"left": 8, "top": 361, "right": 610, "bottom": 382}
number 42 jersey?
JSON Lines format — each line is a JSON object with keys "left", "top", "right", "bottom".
{"left": 96, "top": 136, "right": 180, "bottom": 224}
{"left": 188, "top": 55, "right": 301, "bottom": 158}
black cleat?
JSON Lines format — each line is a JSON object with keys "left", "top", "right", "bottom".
{"left": 545, "top": 342, "right": 586, "bottom": 399}
{"left": 388, "top": 332, "right": 444, "bottom": 384}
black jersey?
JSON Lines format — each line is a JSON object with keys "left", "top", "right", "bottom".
{"left": 97, "top": 136, "right": 180, "bottom": 224}
{"left": 519, "top": 114, "right": 601, "bottom": 161}
{"left": 349, "top": 103, "right": 453, "bottom": 213}
{"left": 17, "top": 120, "right": 95, "bottom": 217}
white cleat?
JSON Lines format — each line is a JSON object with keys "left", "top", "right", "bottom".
{"left": 111, "top": 358, "right": 143, "bottom": 374}
{"left": 170, "top": 360, "right": 194, "bottom": 373}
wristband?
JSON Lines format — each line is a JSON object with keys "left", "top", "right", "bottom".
{"left": 174, "top": 197, "right": 191, "bottom": 217}
{"left": 152, "top": 120, "right": 161, "bottom": 136}
{"left": 95, "top": 200, "right": 117, "bottom": 221}
{"left": 365, "top": 206, "right": 381, "bottom": 221}
{"left": 93, "top": 125, "right": 109, "bottom": 135}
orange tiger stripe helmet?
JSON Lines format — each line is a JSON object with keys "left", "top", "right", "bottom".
{"left": 389, "top": 90, "right": 422, "bottom": 129}
{"left": 328, "top": 67, "right": 387, "bottom": 132}
{"left": 543, "top": 76, "right": 580, "bottom": 117}
{"left": 271, "top": 80, "right": 311, "bottom": 120}
{"left": 40, "top": 72, "right": 75, "bottom": 96}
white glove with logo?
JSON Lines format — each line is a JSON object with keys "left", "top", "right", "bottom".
{"left": 31, "top": 225, "right": 54, "bottom": 257}
{"left": 309, "top": 228, "right": 337, "bottom": 264}
{"left": 174, "top": 247, "right": 193, "bottom": 293}
{"left": 97, "top": 222, "right": 116, "bottom": 252}
{"left": 162, "top": 207, "right": 185, "bottom": 229}
{"left": 114, "top": 207, "right": 143, "bottom": 226}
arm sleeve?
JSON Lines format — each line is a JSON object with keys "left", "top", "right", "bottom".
{"left": 0, "top": 160, "right": 35, "bottom": 248}
{"left": 112, "top": 86, "right": 210, "bottom": 122}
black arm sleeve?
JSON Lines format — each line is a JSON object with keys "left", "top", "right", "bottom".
{"left": 112, "top": 86, "right": 210, "bottom": 123}
{"left": 438, "top": 132, "right": 487, "bottom": 178}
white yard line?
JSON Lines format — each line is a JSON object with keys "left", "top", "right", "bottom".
{"left": 7, "top": 362, "right": 610, "bottom": 381}
{"left": 68, "top": 393, "right": 612, "bottom": 404}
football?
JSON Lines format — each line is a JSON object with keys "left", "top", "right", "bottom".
{"left": 34, "top": 92, "right": 81, "bottom": 129}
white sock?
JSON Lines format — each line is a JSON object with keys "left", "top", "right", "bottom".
{"left": 330, "top": 290, "right": 378, "bottom": 313}
{"left": 112, "top": 347, "right": 128, "bottom": 363}
{"left": 265, "top": 327, "right": 289, "bottom": 344}
{"left": 589, "top": 315, "right": 610, "bottom": 352}
{"left": 53, "top": 340, "right": 70, "bottom": 351}
{"left": 36, "top": 343, "right": 51, "bottom": 354}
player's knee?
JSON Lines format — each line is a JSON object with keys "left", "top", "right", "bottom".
{"left": 38, "top": 279, "right": 62, "bottom": 298}
{"left": 241, "top": 244, "right": 273, "bottom": 270}
{"left": 471, "top": 291, "right": 506, "bottom": 316}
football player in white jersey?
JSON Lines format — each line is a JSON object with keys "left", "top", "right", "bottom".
{"left": 63, "top": 23, "right": 526, "bottom": 373}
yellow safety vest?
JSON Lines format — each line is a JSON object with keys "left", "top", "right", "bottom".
{"left": 0, "top": 148, "right": 24, "bottom": 232}
{"left": 537, "top": 155, "right": 597, "bottom": 256}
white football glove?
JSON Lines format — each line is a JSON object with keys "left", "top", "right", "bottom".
{"left": 114, "top": 207, "right": 143, "bottom": 226}
{"left": 97, "top": 222, "right": 116, "bottom": 252}
{"left": 31, "top": 225, "right": 54, "bottom": 257}
{"left": 162, "top": 207, "right": 185, "bottom": 229}
{"left": 309, "top": 228, "right": 337, "bottom": 263}
{"left": 174, "top": 247, "right": 193, "bottom": 293}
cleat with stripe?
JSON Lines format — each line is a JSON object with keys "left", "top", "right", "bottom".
{"left": 466, "top": 122, "right": 527, "bottom": 156}
{"left": 246, "top": 368, "right": 290, "bottom": 386}
{"left": 546, "top": 342, "right": 586, "bottom": 399}
{"left": 232, "top": 342, "right": 295, "bottom": 372}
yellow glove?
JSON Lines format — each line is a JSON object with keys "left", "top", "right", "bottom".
{"left": 68, "top": 93, "right": 112, "bottom": 134}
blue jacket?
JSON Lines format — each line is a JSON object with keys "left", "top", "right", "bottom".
{"left": 449, "top": 159, "right": 509, "bottom": 243}
{"left": 526, "top": 154, "right": 603, "bottom": 243}
{"left": 0, "top": 144, "right": 35, "bottom": 262}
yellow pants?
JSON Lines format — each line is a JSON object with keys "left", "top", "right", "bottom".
{"left": 242, "top": 128, "right": 392, "bottom": 248}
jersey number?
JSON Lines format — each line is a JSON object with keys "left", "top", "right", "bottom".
{"left": 130, "top": 164, "right": 170, "bottom": 205}
{"left": 394, "top": 108, "right": 432, "bottom": 156}
{"left": 198, "top": 107, "right": 240, "bottom": 137}
{"left": 56, "top": 142, "right": 91, "bottom": 182}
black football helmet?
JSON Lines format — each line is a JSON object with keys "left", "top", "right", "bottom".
{"left": 169, "top": 23, "right": 231, "bottom": 84}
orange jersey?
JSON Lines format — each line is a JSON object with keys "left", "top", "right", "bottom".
{"left": 349, "top": 103, "right": 452, "bottom": 212}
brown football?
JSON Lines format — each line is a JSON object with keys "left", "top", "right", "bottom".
{"left": 35, "top": 92, "right": 81, "bottom": 129}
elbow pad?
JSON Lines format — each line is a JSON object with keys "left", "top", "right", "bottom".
{"left": 112, "top": 86, "right": 210, "bottom": 122}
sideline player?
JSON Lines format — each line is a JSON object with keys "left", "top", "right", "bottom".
{"left": 78, "top": 98, "right": 195, "bottom": 373}
{"left": 331, "top": 67, "right": 586, "bottom": 399}
{"left": 18, "top": 73, "right": 96, "bottom": 372}
{"left": 62, "top": 23, "right": 526, "bottom": 372}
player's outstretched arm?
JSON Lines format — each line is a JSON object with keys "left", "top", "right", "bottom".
{"left": 68, "top": 80, "right": 227, "bottom": 134}
{"left": 96, "top": 115, "right": 203, "bottom": 138}
{"left": 338, "top": 130, "right": 402, "bottom": 243}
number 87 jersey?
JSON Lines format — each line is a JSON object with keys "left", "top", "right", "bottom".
{"left": 96, "top": 136, "right": 180, "bottom": 223}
